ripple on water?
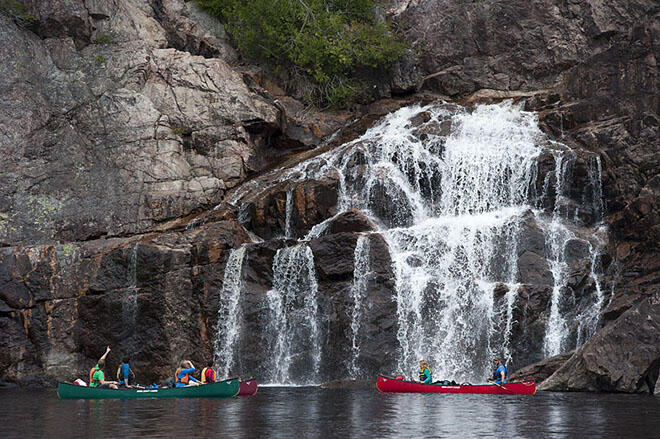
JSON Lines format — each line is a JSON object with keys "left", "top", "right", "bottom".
{"left": 1, "top": 388, "right": 660, "bottom": 438}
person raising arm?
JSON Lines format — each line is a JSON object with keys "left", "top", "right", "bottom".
{"left": 175, "top": 360, "right": 200, "bottom": 387}
{"left": 89, "top": 346, "right": 119, "bottom": 389}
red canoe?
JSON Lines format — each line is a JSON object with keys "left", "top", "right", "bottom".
{"left": 376, "top": 375, "right": 536, "bottom": 395}
{"left": 238, "top": 379, "right": 258, "bottom": 396}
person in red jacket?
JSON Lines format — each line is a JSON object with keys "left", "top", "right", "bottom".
{"left": 201, "top": 360, "right": 217, "bottom": 384}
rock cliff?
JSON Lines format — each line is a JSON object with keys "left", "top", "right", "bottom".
{"left": 0, "top": 0, "right": 658, "bottom": 391}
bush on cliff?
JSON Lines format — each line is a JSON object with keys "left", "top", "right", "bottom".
{"left": 194, "top": 0, "right": 406, "bottom": 107}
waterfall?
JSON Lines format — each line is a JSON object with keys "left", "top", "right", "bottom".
{"left": 266, "top": 244, "right": 321, "bottom": 384}
{"left": 348, "top": 235, "right": 371, "bottom": 379}
{"left": 121, "top": 244, "right": 138, "bottom": 352}
{"left": 341, "top": 103, "right": 549, "bottom": 380}
{"left": 227, "top": 100, "right": 608, "bottom": 383}
{"left": 315, "top": 102, "right": 605, "bottom": 380}
{"left": 213, "top": 246, "right": 247, "bottom": 378}
{"left": 284, "top": 189, "right": 294, "bottom": 239}
{"left": 541, "top": 218, "right": 571, "bottom": 357}
{"left": 587, "top": 156, "right": 605, "bottom": 224}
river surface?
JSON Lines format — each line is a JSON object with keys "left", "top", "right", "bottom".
{"left": 1, "top": 387, "right": 659, "bottom": 438}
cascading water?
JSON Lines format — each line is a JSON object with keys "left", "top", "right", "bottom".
{"left": 348, "top": 235, "right": 371, "bottom": 379}
{"left": 219, "top": 100, "right": 607, "bottom": 384}
{"left": 284, "top": 189, "right": 294, "bottom": 239}
{"left": 121, "top": 244, "right": 138, "bottom": 352}
{"left": 308, "top": 102, "right": 604, "bottom": 380}
{"left": 213, "top": 246, "right": 247, "bottom": 378}
{"left": 266, "top": 244, "right": 321, "bottom": 384}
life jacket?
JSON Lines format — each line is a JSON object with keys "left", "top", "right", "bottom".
{"left": 201, "top": 367, "right": 216, "bottom": 384}
{"left": 175, "top": 369, "right": 190, "bottom": 385}
{"left": 117, "top": 363, "right": 134, "bottom": 381}
{"left": 89, "top": 365, "right": 101, "bottom": 385}
{"left": 419, "top": 366, "right": 431, "bottom": 382}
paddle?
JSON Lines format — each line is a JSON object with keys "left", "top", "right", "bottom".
{"left": 491, "top": 381, "right": 514, "bottom": 394}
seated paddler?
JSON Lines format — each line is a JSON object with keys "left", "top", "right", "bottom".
{"left": 487, "top": 356, "right": 507, "bottom": 385}
{"left": 419, "top": 360, "right": 432, "bottom": 384}
{"left": 116, "top": 356, "right": 135, "bottom": 388}
{"left": 175, "top": 360, "right": 200, "bottom": 387}
{"left": 201, "top": 360, "right": 217, "bottom": 384}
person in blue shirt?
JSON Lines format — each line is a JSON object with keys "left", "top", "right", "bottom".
{"left": 487, "top": 357, "right": 507, "bottom": 384}
{"left": 117, "top": 357, "right": 134, "bottom": 388}
{"left": 418, "top": 360, "right": 432, "bottom": 384}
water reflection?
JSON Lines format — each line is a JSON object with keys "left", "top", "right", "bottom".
{"left": 1, "top": 388, "right": 658, "bottom": 438}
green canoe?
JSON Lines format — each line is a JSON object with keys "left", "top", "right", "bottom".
{"left": 57, "top": 378, "right": 240, "bottom": 399}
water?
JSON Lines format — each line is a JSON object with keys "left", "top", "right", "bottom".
{"left": 2, "top": 388, "right": 659, "bottom": 438}
{"left": 221, "top": 101, "right": 607, "bottom": 384}
{"left": 348, "top": 235, "right": 371, "bottom": 379}
{"left": 266, "top": 245, "right": 321, "bottom": 384}
{"left": 213, "top": 247, "right": 248, "bottom": 378}
{"left": 121, "top": 244, "right": 139, "bottom": 353}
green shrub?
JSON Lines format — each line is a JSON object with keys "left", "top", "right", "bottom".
{"left": 92, "top": 33, "right": 112, "bottom": 44}
{"left": 96, "top": 54, "right": 106, "bottom": 65}
{"left": 195, "top": 0, "right": 406, "bottom": 106}
{"left": 171, "top": 126, "right": 189, "bottom": 135}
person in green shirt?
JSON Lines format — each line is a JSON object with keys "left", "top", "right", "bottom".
{"left": 89, "top": 346, "right": 119, "bottom": 389}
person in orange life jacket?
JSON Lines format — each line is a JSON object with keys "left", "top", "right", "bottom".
{"left": 487, "top": 356, "right": 507, "bottom": 385}
{"left": 89, "top": 346, "right": 119, "bottom": 389}
{"left": 116, "top": 356, "right": 135, "bottom": 388}
{"left": 175, "top": 360, "right": 200, "bottom": 387}
{"left": 201, "top": 360, "right": 217, "bottom": 384}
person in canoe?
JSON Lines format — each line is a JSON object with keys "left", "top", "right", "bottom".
{"left": 419, "top": 360, "right": 432, "bottom": 384}
{"left": 89, "top": 346, "right": 120, "bottom": 389}
{"left": 201, "top": 360, "right": 217, "bottom": 384}
{"left": 116, "top": 356, "right": 135, "bottom": 388}
{"left": 487, "top": 356, "right": 508, "bottom": 385}
{"left": 175, "top": 360, "right": 200, "bottom": 387}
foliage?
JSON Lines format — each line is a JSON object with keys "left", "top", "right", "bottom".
{"left": 0, "top": 0, "right": 36, "bottom": 25}
{"left": 96, "top": 54, "right": 106, "bottom": 65}
{"left": 92, "top": 33, "right": 112, "bottom": 44}
{"left": 194, "top": 0, "right": 406, "bottom": 106}
{"left": 171, "top": 126, "right": 189, "bottom": 135}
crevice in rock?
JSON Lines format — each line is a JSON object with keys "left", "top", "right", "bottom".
{"left": 149, "top": 0, "right": 220, "bottom": 59}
